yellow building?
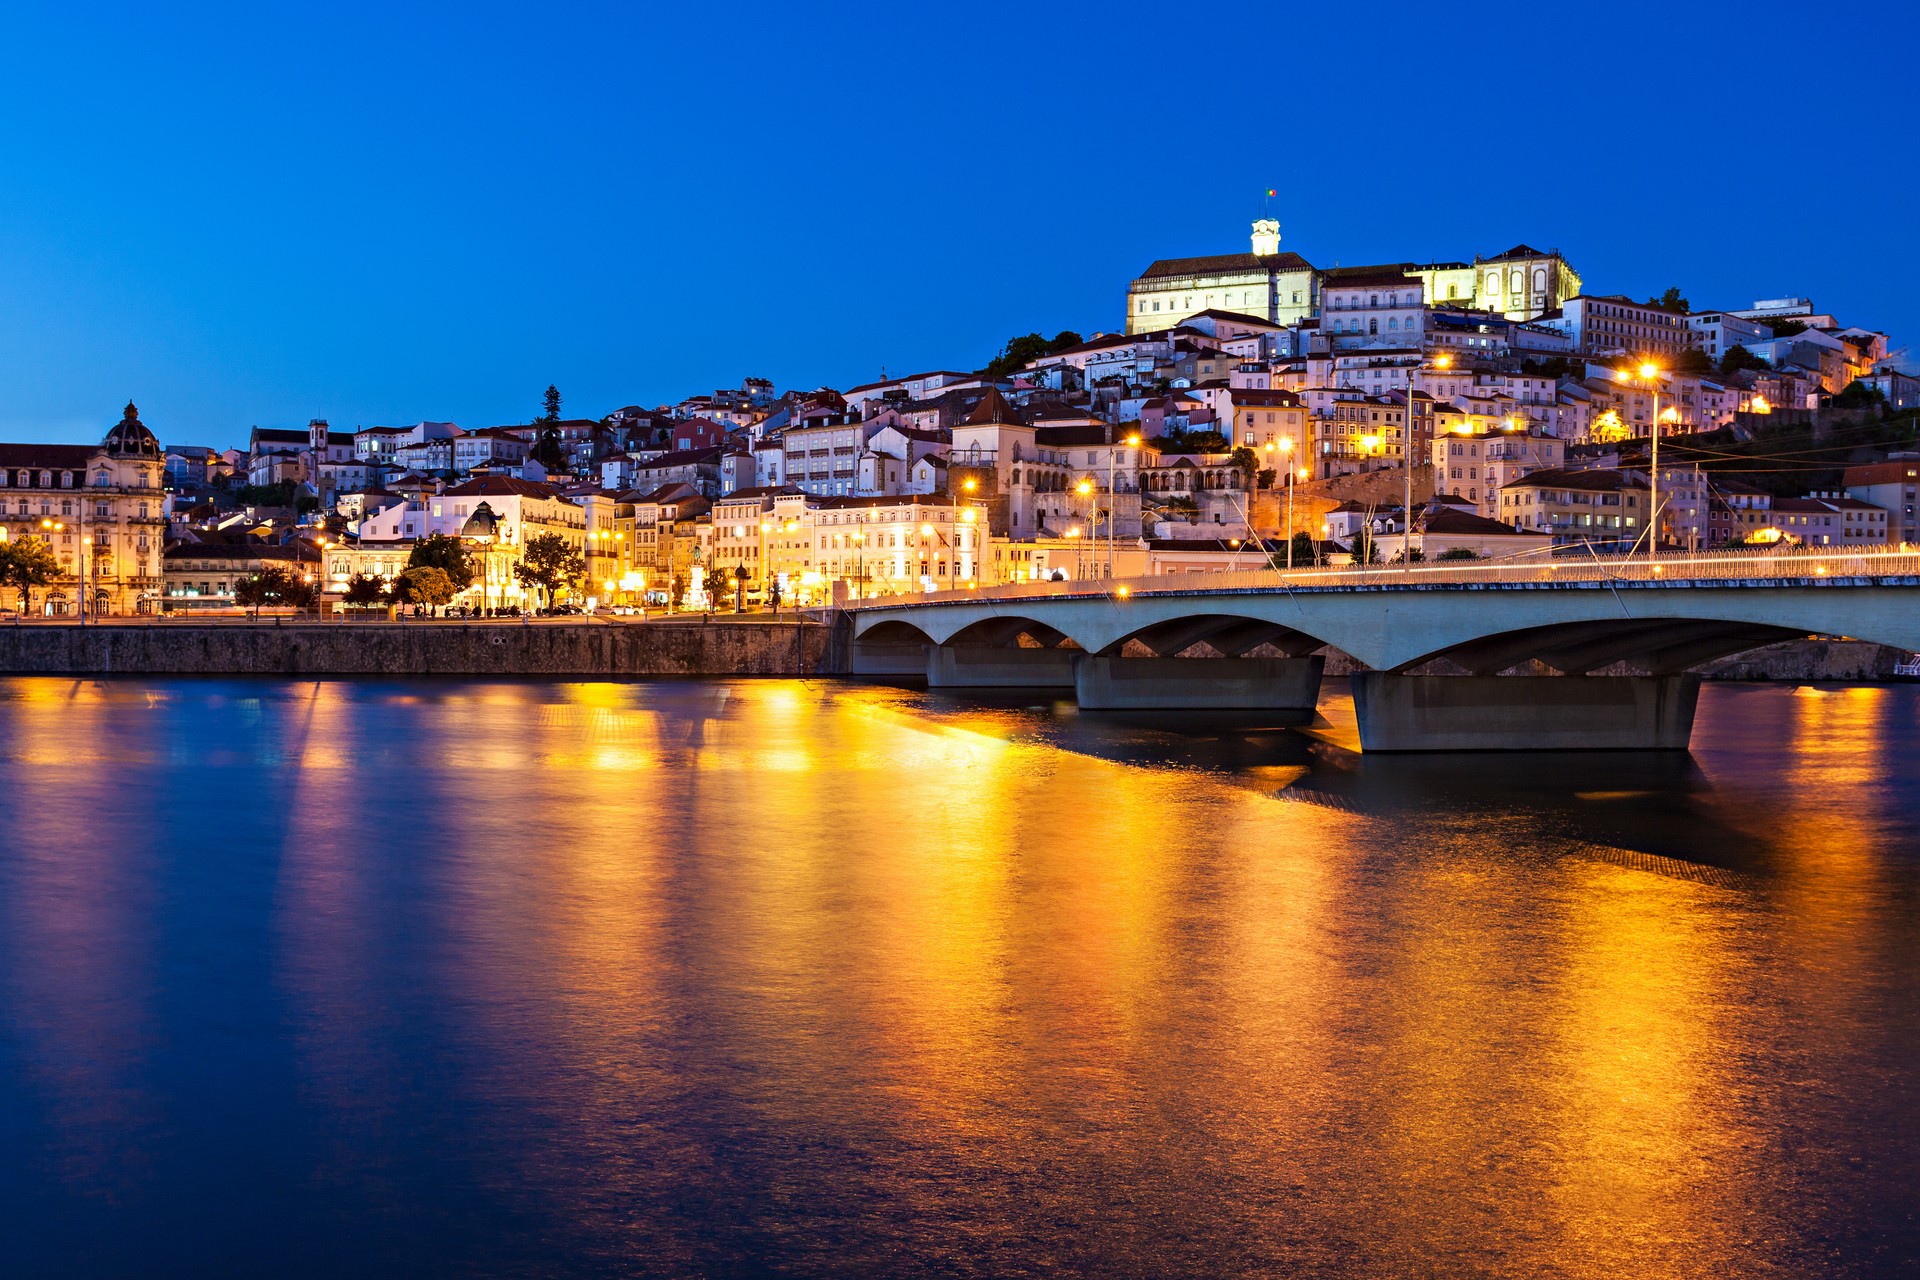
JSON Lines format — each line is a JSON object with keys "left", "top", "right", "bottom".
{"left": 0, "top": 403, "right": 168, "bottom": 616}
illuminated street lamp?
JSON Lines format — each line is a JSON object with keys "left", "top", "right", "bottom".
{"left": 39, "top": 519, "right": 70, "bottom": 620}
{"left": 1277, "top": 438, "right": 1298, "bottom": 568}
{"left": 1626, "top": 360, "right": 1663, "bottom": 558}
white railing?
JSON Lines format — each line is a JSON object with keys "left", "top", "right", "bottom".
{"left": 848, "top": 546, "right": 1920, "bottom": 609}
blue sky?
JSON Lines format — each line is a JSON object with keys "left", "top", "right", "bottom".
{"left": 1, "top": 1, "right": 1913, "bottom": 447}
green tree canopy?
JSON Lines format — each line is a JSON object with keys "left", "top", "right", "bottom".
{"left": 513, "top": 531, "right": 584, "bottom": 607}
{"left": 1720, "top": 345, "right": 1771, "bottom": 376}
{"left": 541, "top": 385, "right": 563, "bottom": 423}
{"left": 531, "top": 425, "right": 566, "bottom": 471}
{"left": 1159, "top": 428, "right": 1232, "bottom": 453}
{"left": 234, "top": 479, "right": 301, "bottom": 508}
{"left": 407, "top": 533, "right": 475, "bottom": 590}
{"left": 985, "top": 331, "right": 1084, "bottom": 378}
{"left": 0, "top": 536, "right": 62, "bottom": 611}
{"left": 1833, "top": 380, "right": 1886, "bottom": 410}
{"left": 701, "top": 567, "right": 729, "bottom": 609}
{"left": 394, "top": 564, "right": 455, "bottom": 609}
{"left": 1646, "top": 287, "right": 1691, "bottom": 314}
{"left": 233, "top": 565, "right": 315, "bottom": 610}
{"left": 342, "top": 573, "right": 389, "bottom": 606}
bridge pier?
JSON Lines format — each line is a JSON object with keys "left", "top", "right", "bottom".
{"left": 850, "top": 640, "right": 930, "bottom": 680}
{"left": 927, "top": 646, "right": 1077, "bottom": 689}
{"left": 1075, "top": 655, "right": 1323, "bottom": 720}
{"left": 1350, "top": 673, "right": 1701, "bottom": 752}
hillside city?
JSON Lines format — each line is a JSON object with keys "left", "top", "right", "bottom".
{"left": 2, "top": 219, "right": 1916, "bottom": 618}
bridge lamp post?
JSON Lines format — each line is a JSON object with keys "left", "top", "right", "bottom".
{"left": 1108, "top": 434, "right": 1139, "bottom": 578}
{"left": 40, "top": 519, "right": 67, "bottom": 619}
{"left": 1275, "top": 438, "right": 1297, "bottom": 568}
{"left": 1633, "top": 361, "right": 1662, "bottom": 559}
{"left": 1075, "top": 478, "right": 1100, "bottom": 576}
{"left": 960, "top": 507, "right": 978, "bottom": 586}
{"left": 1404, "top": 353, "right": 1450, "bottom": 577}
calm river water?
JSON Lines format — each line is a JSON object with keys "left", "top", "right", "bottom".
{"left": 1, "top": 677, "right": 1916, "bottom": 1278}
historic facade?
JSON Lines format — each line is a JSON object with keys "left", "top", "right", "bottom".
{"left": 0, "top": 403, "right": 167, "bottom": 615}
{"left": 1125, "top": 224, "right": 1581, "bottom": 334}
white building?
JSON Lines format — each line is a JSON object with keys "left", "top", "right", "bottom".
{"left": 1685, "top": 310, "right": 1772, "bottom": 362}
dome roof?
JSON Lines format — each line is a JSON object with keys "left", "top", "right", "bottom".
{"left": 460, "top": 500, "right": 500, "bottom": 539}
{"left": 103, "top": 402, "right": 162, "bottom": 458}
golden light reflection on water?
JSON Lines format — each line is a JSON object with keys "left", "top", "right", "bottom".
{"left": 1, "top": 677, "right": 1916, "bottom": 1276}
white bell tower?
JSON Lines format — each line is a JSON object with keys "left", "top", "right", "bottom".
{"left": 1251, "top": 218, "right": 1281, "bottom": 257}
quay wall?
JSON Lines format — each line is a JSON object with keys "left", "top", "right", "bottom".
{"left": 0, "top": 622, "right": 1900, "bottom": 684}
{"left": 0, "top": 621, "right": 831, "bottom": 678}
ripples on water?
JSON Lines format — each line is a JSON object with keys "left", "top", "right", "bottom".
{"left": 0, "top": 677, "right": 1915, "bottom": 1278}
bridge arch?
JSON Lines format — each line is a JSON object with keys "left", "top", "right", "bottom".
{"left": 857, "top": 618, "right": 935, "bottom": 647}
{"left": 1104, "top": 612, "right": 1336, "bottom": 659}
{"left": 1393, "top": 617, "right": 1814, "bottom": 676}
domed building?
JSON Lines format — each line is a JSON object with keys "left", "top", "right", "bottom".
{"left": 0, "top": 402, "right": 168, "bottom": 616}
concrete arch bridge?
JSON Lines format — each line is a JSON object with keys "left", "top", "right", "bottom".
{"left": 839, "top": 550, "right": 1920, "bottom": 751}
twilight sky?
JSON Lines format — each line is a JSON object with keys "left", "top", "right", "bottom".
{"left": 0, "top": 1, "right": 1912, "bottom": 447}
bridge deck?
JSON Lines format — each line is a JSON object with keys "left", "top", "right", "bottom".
{"left": 846, "top": 547, "right": 1920, "bottom": 610}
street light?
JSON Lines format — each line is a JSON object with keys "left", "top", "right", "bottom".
{"left": 1403, "top": 352, "right": 1452, "bottom": 575}
{"left": 1106, "top": 432, "right": 1141, "bottom": 577}
{"left": 1276, "top": 439, "right": 1298, "bottom": 568}
{"left": 1074, "top": 478, "right": 1096, "bottom": 573}
{"left": 1629, "top": 360, "right": 1663, "bottom": 559}
{"left": 38, "top": 519, "right": 69, "bottom": 620}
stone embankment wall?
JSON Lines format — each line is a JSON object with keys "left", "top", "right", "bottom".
{"left": 0, "top": 620, "right": 830, "bottom": 677}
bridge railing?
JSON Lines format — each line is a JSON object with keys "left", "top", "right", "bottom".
{"left": 849, "top": 545, "right": 1920, "bottom": 608}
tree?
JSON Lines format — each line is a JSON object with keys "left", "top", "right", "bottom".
{"left": 1351, "top": 527, "right": 1382, "bottom": 564}
{"left": 0, "top": 536, "right": 61, "bottom": 612}
{"left": 1720, "top": 345, "right": 1771, "bottom": 376}
{"left": 702, "top": 568, "right": 728, "bottom": 611}
{"left": 1287, "top": 532, "right": 1317, "bottom": 567}
{"left": 1670, "top": 348, "right": 1714, "bottom": 374}
{"left": 1646, "top": 287, "right": 1690, "bottom": 314}
{"left": 669, "top": 572, "right": 686, "bottom": 611}
{"left": 342, "top": 573, "right": 389, "bottom": 607}
{"left": 1436, "top": 547, "right": 1482, "bottom": 561}
{"left": 1256, "top": 468, "right": 1277, "bottom": 491}
{"left": 541, "top": 385, "right": 563, "bottom": 423}
{"left": 407, "top": 533, "right": 475, "bottom": 591}
{"left": 1159, "top": 428, "right": 1232, "bottom": 453}
{"left": 985, "top": 330, "right": 1084, "bottom": 378}
{"left": 1833, "top": 380, "right": 1886, "bottom": 411}
{"left": 394, "top": 564, "right": 455, "bottom": 612}
{"left": 233, "top": 479, "right": 301, "bottom": 508}
{"left": 531, "top": 424, "right": 566, "bottom": 471}
{"left": 1229, "top": 446, "right": 1259, "bottom": 487}
{"left": 233, "top": 565, "right": 315, "bottom": 612}
{"left": 513, "top": 531, "right": 584, "bottom": 608}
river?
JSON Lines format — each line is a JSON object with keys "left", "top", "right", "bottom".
{"left": 1, "top": 677, "right": 1915, "bottom": 1278}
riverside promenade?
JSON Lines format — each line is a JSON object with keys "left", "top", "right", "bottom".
{"left": 0, "top": 616, "right": 831, "bottom": 677}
